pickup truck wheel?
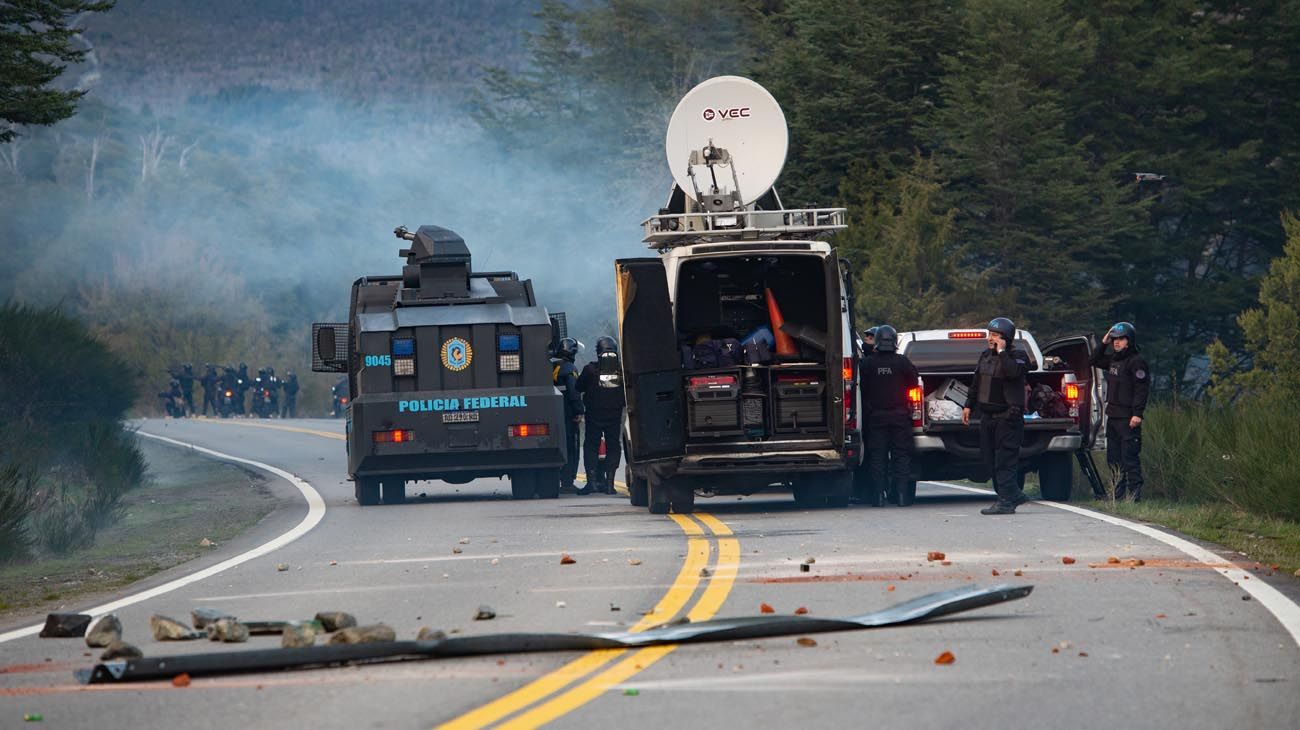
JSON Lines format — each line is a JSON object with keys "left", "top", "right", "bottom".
{"left": 669, "top": 480, "right": 695, "bottom": 514}
{"left": 510, "top": 472, "right": 537, "bottom": 500}
{"left": 629, "top": 474, "right": 649, "bottom": 507}
{"left": 1038, "top": 453, "right": 1073, "bottom": 501}
{"left": 355, "top": 477, "right": 380, "bottom": 506}
{"left": 535, "top": 469, "right": 561, "bottom": 499}
{"left": 380, "top": 479, "right": 405, "bottom": 505}
{"left": 648, "top": 478, "right": 670, "bottom": 515}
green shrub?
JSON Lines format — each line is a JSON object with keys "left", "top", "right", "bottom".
{"left": 1144, "top": 401, "right": 1300, "bottom": 521}
{"left": 0, "top": 464, "right": 36, "bottom": 563}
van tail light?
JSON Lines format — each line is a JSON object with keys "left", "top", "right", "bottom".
{"left": 373, "top": 429, "right": 414, "bottom": 443}
{"left": 509, "top": 423, "right": 550, "bottom": 438}
{"left": 843, "top": 357, "right": 856, "bottom": 430}
{"left": 908, "top": 383, "right": 924, "bottom": 427}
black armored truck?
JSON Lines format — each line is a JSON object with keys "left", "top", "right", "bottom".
{"left": 312, "top": 225, "right": 567, "bottom": 505}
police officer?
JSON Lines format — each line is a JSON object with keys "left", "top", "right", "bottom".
{"left": 265, "top": 366, "right": 281, "bottom": 417}
{"left": 176, "top": 363, "right": 196, "bottom": 416}
{"left": 252, "top": 368, "right": 268, "bottom": 417}
{"left": 1090, "top": 322, "right": 1148, "bottom": 501}
{"left": 962, "top": 317, "right": 1031, "bottom": 515}
{"left": 236, "top": 363, "right": 251, "bottom": 416}
{"left": 200, "top": 364, "right": 219, "bottom": 416}
{"left": 281, "top": 370, "right": 299, "bottom": 418}
{"left": 552, "top": 338, "right": 585, "bottom": 494}
{"left": 577, "top": 336, "right": 625, "bottom": 495}
{"left": 158, "top": 378, "right": 184, "bottom": 418}
{"left": 861, "top": 326, "right": 879, "bottom": 356}
{"left": 861, "top": 325, "right": 919, "bottom": 506}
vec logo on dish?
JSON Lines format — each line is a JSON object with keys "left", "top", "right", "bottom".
{"left": 701, "top": 107, "right": 750, "bottom": 121}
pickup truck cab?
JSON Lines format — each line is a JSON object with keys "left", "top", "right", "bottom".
{"left": 893, "top": 328, "right": 1101, "bottom": 501}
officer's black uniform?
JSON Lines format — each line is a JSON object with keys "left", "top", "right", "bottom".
{"left": 577, "top": 337, "right": 625, "bottom": 494}
{"left": 236, "top": 363, "right": 250, "bottom": 415}
{"left": 861, "top": 325, "right": 918, "bottom": 507}
{"left": 1089, "top": 322, "right": 1149, "bottom": 500}
{"left": 200, "top": 365, "right": 219, "bottom": 416}
{"left": 970, "top": 318, "right": 1030, "bottom": 513}
{"left": 281, "top": 372, "right": 299, "bottom": 418}
{"left": 552, "top": 339, "right": 585, "bottom": 491}
{"left": 177, "top": 364, "right": 195, "bottom": 416}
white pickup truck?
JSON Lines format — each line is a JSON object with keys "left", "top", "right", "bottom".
{"left": 891, "top": 328, "right": 1102, "bottom": 502}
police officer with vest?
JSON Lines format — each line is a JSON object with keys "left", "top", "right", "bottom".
{"left": 576, "top": 336, "right": 626, "bottom": 495}
{"left": 200, "top": 363, "right": 219, "bottom": 416}
{"left": 962, "top": 317, "right": 1031, "bottom": 515}
{"left": 1089, "top": 322, "right": 1149, "bottom": 501}
{"left": 552, "top": 337, "right": 585, "bottom": 494}
{"left": 861, "top": 325, "right": 919, "bottom": 506}
{"left": 281, "top": 370, "right": 300, "bottom": 418}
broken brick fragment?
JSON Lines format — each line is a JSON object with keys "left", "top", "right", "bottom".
{"left": 934, "top": 651, "right": 955, "bottom": 665}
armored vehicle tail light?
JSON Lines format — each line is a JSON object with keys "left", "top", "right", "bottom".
{"left": 499, "top": 353, "right": 521, "bottom": 372}
{"left": 509, "top": 424, "right": 550, "bottom": 438}
{"left": 391, "top": 338, "right": 415, "bottom": 356}
{"left": 373, "top": 429, "right": 414, "bottom": 443}
{"left": 393, "top": 357, "right": 415, "bottom": 376}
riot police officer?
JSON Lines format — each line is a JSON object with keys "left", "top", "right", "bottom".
{"left": 577, "top": 336, "right": 625, "bottom": 495}
{"left": 861, "top": 325, "right": 919, "bottom": 506}
{"left": 236, "top": 363, "right": 251, "bottom": 415}
{"left": 177, "top": 363, "right": 196, "bottom": 416}
{"left": 265, "top": 366, "right": 281, "bottom": 417}
{"left": 551, "top": 338, "right": 585, "bottom": 494}
{"left": 861, "top": 326, "right": 879, "bottom": 356}
{"left": 200, "top": 364, "right": 219, "bottom": 416}
{"left": 252, "top": 368, "right": 269, "bottom": 417}
{"left": 281, "top": 370, "right": 299, "bottom": 418}
{"left": 962, "top": 317, "right": 1031, "bottom": 515}
{"left": 1089, "top": 322, "right": 1149, "bottom": 501}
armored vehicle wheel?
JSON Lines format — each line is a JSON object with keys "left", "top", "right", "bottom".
{"left": 534, "top": 469, "right": 561, "bottom": 499}
{"left": 628, "top": 474, "right": 649, "bottom": 507}
{"left": 1038, "top": 453, "right": 1073, "bottom": 502}
{"left": 896, "top": 480, "right": 918, "bottom": 507}
{"left": 668, "top": 480, "right": 695, "bottom": 514}
{"left": 380, "top": 479, "right": 405, "bottom": 505}
{"left": 355, "top": 477, "right": 380, "bottom": 506}
{"left": 647, "top": 478, "right": 670, "bottom": 515}
{"left": 510, "top": 472, "right": 537, "bottom": 500}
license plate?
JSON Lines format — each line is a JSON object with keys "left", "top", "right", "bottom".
{"left": 442, "top": 411, "right": 480, "bottom": 424}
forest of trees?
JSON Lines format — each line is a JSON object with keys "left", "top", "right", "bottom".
{"left": 2, "top": 0, "right": 1298, "bottom": 409}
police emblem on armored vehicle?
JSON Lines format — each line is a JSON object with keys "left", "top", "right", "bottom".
{"left": 441, "top": 337, "right": 472, "bottom": 372}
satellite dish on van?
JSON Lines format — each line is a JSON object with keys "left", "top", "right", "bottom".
{"left": 665, "top": 76, "right": 788, "bottom": 208}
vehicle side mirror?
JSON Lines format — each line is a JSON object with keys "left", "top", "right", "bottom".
{"left": 312, "top": 323, "right": 349, "bottom": 373}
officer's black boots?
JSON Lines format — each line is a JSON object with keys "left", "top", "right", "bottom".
{"left": 980, "top": 501, "right": 1017, "bottom": 515}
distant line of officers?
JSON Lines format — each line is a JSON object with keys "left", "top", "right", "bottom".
{"left": 858, "top": 318, "right": 1146, "bottom": 515}
{"left": 157, "top": 363, "right": 300, "bottom": 419}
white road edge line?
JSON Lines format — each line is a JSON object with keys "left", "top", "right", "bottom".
{"left": 0, "top": 430, "right": 328, "bottom": 644}
{"left": 928, "top": 480, "right": 1300, "bottom": 648}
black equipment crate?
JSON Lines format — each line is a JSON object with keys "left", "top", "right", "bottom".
{"left": 772, "top": 370, "right": 827, "bottom": 433}
{"left": 685, "top": 370, "right": 744, "bottom": 437}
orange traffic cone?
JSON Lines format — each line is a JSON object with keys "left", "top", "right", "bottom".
{"left": 765, "top": 287, "right": 798, "bottom": 356}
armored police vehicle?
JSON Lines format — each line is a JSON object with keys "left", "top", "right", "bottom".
{"left": 313, "top": 225, "right": 566, "bottom": 505}
{"left": 618, "top": 76, "right": 864, "bottom": 515}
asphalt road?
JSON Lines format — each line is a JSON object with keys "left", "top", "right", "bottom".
{"left": 2, "top": 418, "right": 1297, "bottom": 729}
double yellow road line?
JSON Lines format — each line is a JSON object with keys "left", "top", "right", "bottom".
{"left": 438, "top": 512, "right": 740, "bottom": 730}
{"left": 182, "top": 420, "right": 741, "bottom": 727}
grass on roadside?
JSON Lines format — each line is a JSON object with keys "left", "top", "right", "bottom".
{"left": 0, "top": 438, "right": 280, "bottom": 618}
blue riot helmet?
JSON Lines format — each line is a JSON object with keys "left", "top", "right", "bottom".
{"left": 987, "top": 317, "right": 1016, "bottom": 340}
{"left": 875, "top": 325, "right": 898, "bottom": 353}
{"left": 1107, "top": 321, "right": 1137, "bottom": 345}
{"left": 557, "top": 337, "right": 580, "bottom": 361}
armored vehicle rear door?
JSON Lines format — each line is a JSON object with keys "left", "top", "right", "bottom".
{"left": 616, "top": 258, "right": 684, "bottom": 462}
{"left": 1042, "top": 334, "right": 1101, "bottom": 448}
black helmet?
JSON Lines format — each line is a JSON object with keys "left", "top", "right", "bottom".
{"left": 864, "top": 326, "right": 879, "bottom": 340}
{"left": 987, "top": 317, "right": 1016, "bottom": 339}
{"left": 557, "top": 337, "right": 580, "bottom": 360}
{"left": 875, "top": 325, "right": 898, "bottom": 352}
{"left": 595, "top": 336, "right": 618, "bottom": 356}
{"left": 1108, "top": 321, "right": 1136, "bottom": 344}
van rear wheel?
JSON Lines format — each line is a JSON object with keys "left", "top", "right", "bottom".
{"left": 355, "top": 477, "right": 380, "bottom": 506}
{"left": 669, "top": 480, "right": 695, "bottom": 514}
{"left": 1038, "top": 453, "right": 1073, "bottom": 502}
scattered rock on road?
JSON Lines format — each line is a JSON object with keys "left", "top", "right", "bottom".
{"left": 1062, "top": 556, "right": 1077, "bottom": 565}
{"left": 101, "top": 640, "right": 144, "bottom": 660}
{"left": 315, "top": 612, "right": 357, "bottom": 632}
{"left": 927, "top": 552, "right": 946, "bottom": 561}
{"left": 560, "top": 553, "right": 576, "bottom": 565}
{"left": 281, "top": 622, "right": 318, "bottom": 648}
{"left": 328, "top": 624, "right": 396, "bottom": 644}
{"left": 474, "top": 605, "right": 497, "bottom": 621}
{"left": 39, "top": 613, "right": 91, "bottom": 638}
{"left": 207, "top": 619, "right": 250, "bottom": 643}
{"left": 628, "top": 558, "right": 642, "bottom": 566}
{"left": 276, "top": 563, "right": 289, "bottom": 572}
{"left": 151, "top": 615, "right": 203, "bottom": 641}
{"left": 84, "top": 615, "right": 122, "bottom": 647}
{"left": 417, "top": 627, "right": 447, "bottom": 641}
{"left": 191, "top": 607, "right": 232, "bottom": 630}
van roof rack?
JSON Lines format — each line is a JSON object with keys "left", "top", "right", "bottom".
{"left": 642, "top": 208, "right": 847, "bottom": 250}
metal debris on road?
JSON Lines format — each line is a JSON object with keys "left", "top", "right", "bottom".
{"left": 74, "top": 584, "right": 1034, "bottom": 684}
{"left": 85, "top": 615, "right": 122, "bottom": 647}
{"left": 38, "top": 613, "right": 91, "bottom": 638}
{"left": 474, "top": 606, "right": 497, "bottom": 621}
